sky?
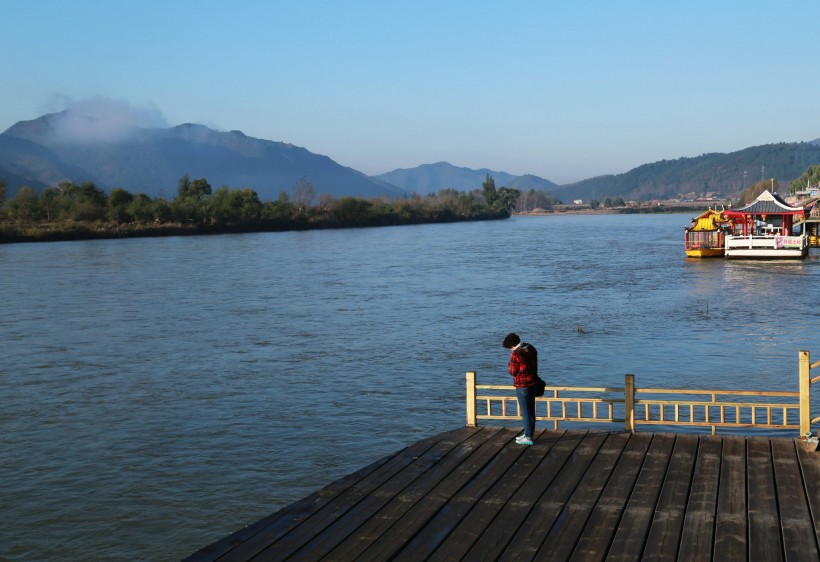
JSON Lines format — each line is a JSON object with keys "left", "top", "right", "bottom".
{"left": 2, "top": 1, "right": 819, "bottom": 185}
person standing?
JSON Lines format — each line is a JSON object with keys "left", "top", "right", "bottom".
{"left": 503, "top": 333, "right": 539, "bottom": 446}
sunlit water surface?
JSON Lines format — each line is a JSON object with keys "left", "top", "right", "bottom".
{"left": 2, "top": 214, "right": 819, "bottom": 561}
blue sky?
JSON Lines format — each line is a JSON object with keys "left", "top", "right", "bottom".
{"left": 2, "top": 1, "right": 819, "bottom": 184}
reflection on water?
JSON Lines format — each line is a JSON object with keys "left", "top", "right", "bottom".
{"left": 2, "top": 214, "right": 820, "bottom": 561}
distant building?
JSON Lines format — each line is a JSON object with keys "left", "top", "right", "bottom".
{"left": 573, "top": 199, "right": 583, "bottom": 205}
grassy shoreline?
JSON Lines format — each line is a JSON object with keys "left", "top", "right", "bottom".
{"left": 0, "top": 214, "right": 507, "bottom": 244}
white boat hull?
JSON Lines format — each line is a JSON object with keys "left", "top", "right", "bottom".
{"left": 724, "top": 234, "right": 808, "bottom": 259}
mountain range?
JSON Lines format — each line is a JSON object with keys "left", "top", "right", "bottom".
{"left": 1, "top": 110, "right": 818, "bottom": 203}
{"left": 373, "top": 162, "right": 555, "bottom": 194}
{"left": 0, "top": 112, "right": 405, "bottom": 200}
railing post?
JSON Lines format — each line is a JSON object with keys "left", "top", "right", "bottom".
{"left": 625, "top": 374, "right": 635, "bottom": 432}
{"left": 800, "top": 351, "right": 811, "bottom": 436}
{"left": 466, "top": 371, "right": 477, "bottom": 427}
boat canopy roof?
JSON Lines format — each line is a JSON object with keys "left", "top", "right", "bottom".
{"left": 725, "top": 190, "right": 804, "bottom": 217}
{"left": 688, "top": 208, "right": 729, "bottom": 231}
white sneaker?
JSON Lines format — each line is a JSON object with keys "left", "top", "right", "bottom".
{"left": 516, "top": 436, "right": 534, "bottom": 446}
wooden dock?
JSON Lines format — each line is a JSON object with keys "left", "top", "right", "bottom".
{"left": 184, "top": 427, "right": 820, "bottom": 561}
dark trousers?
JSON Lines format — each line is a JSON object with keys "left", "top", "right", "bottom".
{"left": 516, "top": 386, "right": 536, "bottom": 438}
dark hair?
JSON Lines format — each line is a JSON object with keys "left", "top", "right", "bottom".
{"left": 502, "top": 333, "right": 520, "bottom": 348}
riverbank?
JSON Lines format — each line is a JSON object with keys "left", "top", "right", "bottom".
{"left": 0, "top": 213, "right": 507, "bottom": 244}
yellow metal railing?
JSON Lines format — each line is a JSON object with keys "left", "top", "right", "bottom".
{"left": 800, "top": 350, "right": 820, "bottom": 436}
{"left": 467, "top": 350, "right": 818, "bottom": 436}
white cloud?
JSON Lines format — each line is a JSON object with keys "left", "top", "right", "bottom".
{"left": 42, "top": 94, "right": 167, "bottom": 143}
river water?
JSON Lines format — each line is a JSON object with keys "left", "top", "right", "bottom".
{"left": 2, "top": 214, "right": 819, "bottom": 561}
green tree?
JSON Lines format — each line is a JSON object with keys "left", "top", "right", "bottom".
{"left": 69, "top": 182, "right": 107, "bottom": 221}
{"left": 151, "top": 198, "right": 173, "bottom": 223}
{"left": 188, "top": 178, "right": 212, "bottom": 201}
{"left": 0, "top": 177, "right": 6, "bottom": 210}
{"left": 589, "top": 199, "right": 600, "bottom": 209}
{"left": 40, "top": 187, "right": 60, "bottom": 220}
{"left": 5, "top": 186, "right": 40, "bottom": 224}
{"left": 209, "top": 187, "right": 262, "bottom": 223}
{"left": 330, "top": 197, "right": 373, "bottom": 225}
{"left": 482, "top": 174, "right": 497, "bottom": 206}
{"left": 52, "top": 181, "right": 107, "bottom": 221}
{"left": 127, "top": 193, "right": 154, "bottom": 223}
{"left": 108, "top": 188, "right": 134, "bottom": 222}
{"left": 495, "top": 186, "right": 520, "bottom": 212}
{"left": 173, "top": 176, "right": 212, "bottom": 222}
{"left": 233, "top": 188, "right": 262, "bottom": 220}
{"left": 176, "top": 175, "right": 212, "bottom": 201}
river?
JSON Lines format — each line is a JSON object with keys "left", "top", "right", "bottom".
{"left": 2, "top": 213, "right": 819, "bottom": 561}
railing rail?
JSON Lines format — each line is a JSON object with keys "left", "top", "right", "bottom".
{"left": 467, "top": 350, "right": 818, "bottom": 437}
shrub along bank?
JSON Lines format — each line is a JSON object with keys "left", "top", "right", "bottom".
{"left": 0, "top": 177, "right": 514, "bottom": 243}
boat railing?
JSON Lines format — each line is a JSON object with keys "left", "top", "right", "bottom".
{"left": 725, "top": 233, "right": 808, "bottom": 250}
{"left": 466, "top": 350, "right": 819, "bottom": 437}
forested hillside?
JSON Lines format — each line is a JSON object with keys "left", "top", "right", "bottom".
{"left": 550, "top": 142, "right": 820, "bottom": 203}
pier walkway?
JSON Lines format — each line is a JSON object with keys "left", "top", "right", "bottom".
{"left": 185, "top": 427, "right": 820, "bottom": 561}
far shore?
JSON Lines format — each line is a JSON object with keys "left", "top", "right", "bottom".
{"left": 0, "top": 203, "right": 712, "bottom": 244}
{"left": 515, "top": 203, "right": 715, "bottom": 216}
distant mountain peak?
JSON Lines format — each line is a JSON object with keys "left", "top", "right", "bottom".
{"left": 373, "top": 161, "right": 555, "bottom": 194}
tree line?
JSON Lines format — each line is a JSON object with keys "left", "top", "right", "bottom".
{"left": 0, "top": 174, "right": 534, "bottom": 242}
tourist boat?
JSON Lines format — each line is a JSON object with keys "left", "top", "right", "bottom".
{"left": 684, "top": 208, "right": 731, "bottom": 257}
{"left": 722, "top": 190, "right": 808, "bottom": 259}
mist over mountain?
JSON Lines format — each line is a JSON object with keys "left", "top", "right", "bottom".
{"left": 1, "top": 111, "right": 406, "bottom": 200}
{"left": 373, "top": 162, "right": 556, "bottom": 194}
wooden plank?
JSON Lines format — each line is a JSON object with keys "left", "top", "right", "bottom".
{"left": 568, "top": 431, "right": 654, "bottom": 561}
{"left": 677, "top": 435, "right": 722, "bottom": 560}
{"left": 796, "top": 443, "right": 820, "bottom": 552}
{"left": 318, "top": 426, "right": 510, "bottom": 561}
{"left": 459, "top": 430, "right": 589, "bottom": 561}
{"left": 713, "top": 434, "right": 747, "bottom": 561}
{"left": 747, "top": 436, "right": 783, "bottom": 562}
{"left": 212, "top": 426, "right": 482, "bottom": 562}
{"left": 308, "top": 426, "right": 511, "bottom": 561}
{"left": 426, "top": 430, "right": 568, "bottom": 561}
{"left": 771, "top": 438, "right": 820, "bottom": 561}
{"left": 182, "top": 428, "right": 462, "bottom": 562}
{"left": 603, "top": 432, "right": 676, "bottom": 561}
{"left": 535, "top": 432, "right": 632, "bottom": 560}
{"left": 496, "top": 432, "right": 609, "bottom": 560}
{"left": 390, "top": 428, "right": 543, "bottom": 560}
{"left": 641, "top": 432, "right": 699, "bottom": 561}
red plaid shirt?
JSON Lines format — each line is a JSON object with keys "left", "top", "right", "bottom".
{"left": 508, "top": 343, "right": 538, "bottom": 388}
